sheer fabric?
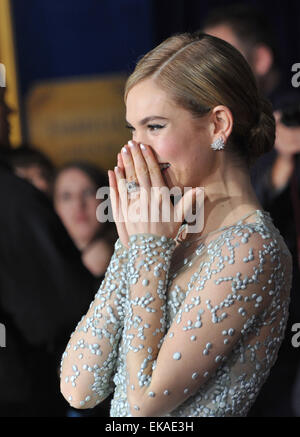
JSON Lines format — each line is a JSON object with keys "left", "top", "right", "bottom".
{"left": 60, "top": 210, "right": 292, "bottom": 417}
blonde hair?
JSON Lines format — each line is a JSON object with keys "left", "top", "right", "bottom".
{"left": 125, "top": 33, "right": 275, "bottom": 166}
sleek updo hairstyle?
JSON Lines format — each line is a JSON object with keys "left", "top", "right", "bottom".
{"left": 125, "top": 33, "right": 275, "bottom": 166}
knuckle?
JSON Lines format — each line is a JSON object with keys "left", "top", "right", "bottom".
{"left": 148, "top": 163, "right": 158, "bottom": 173}
{"left": 138, "top": 165, "right": 149, "bottom": 177}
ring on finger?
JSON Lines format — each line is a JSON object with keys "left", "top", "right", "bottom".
{"left": 126, "top": 180, "right": 140, "bottom": 194}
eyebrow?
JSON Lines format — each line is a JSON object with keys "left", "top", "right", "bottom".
{"left": 126, "top": 116, "right": 169, "bottom": 127}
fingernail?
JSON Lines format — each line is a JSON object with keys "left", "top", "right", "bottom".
{"left": 114, "top": 166, "right": 119, "bottom": 172}
{"left": 122, "top": 146, "right": 128, "bottom": 153}
{"left": 140, "top": 144, "right": 146, "bottom": 150}
{"left": 128, "top": 140, "right": 134, "bottom": 147}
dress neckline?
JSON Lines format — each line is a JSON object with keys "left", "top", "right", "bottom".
{"left": 175, "top": 209, "right": 267, "bottom": 246}
{"left": 170, "top": 209, "right": 269, "bottom": 279}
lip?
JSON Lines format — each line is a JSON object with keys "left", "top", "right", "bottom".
{"left": 159, "top": 163, "right": 171, "bottom": 172}
{"left": 74, "top": 215, "right": 89, "bottom": 223}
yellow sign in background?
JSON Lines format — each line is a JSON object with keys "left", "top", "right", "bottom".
{"left": 27, "top": 74, "right": 129, "bottom": 170}
{"left": 0, "top": 0, "right": 22, "bottom": 147}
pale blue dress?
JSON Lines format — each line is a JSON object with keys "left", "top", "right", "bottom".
{"left": 60, "top": 210, "right": 292, "bottom": 417}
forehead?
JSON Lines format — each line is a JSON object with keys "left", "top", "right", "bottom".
{"left": 126, "top": 79, "right": 177, "bottom": 120}
{"left": 56, "top": 168, "right": 94, "bottom": 189}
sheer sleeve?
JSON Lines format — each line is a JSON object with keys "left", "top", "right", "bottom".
{"left": 60, "top": 239, "right": 128, "bottom": 409}
{"left": 122, "top": 228, "right": 291, "bottom": 417}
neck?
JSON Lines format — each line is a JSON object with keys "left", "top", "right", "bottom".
{"left": 195, "top": 156, "right": 261, "bottom": 237}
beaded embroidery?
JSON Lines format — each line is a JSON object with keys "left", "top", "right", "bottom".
{"left": 60, "top": 210, "right": 292, "bottom": 417}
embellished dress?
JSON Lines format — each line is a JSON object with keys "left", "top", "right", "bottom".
{"left": 60, "top": 210, "right": 292, "bottom": 417}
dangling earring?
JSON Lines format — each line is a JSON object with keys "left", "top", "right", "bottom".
{"left": 211, "top": 137, "right": 225, "bottom": 151}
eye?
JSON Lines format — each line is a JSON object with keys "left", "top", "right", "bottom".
{"left": 60, "top": 192, "right": 72, "bottom": 201}
{"left": 82, "top": 188, "right": 95, "bottom": 198}
{"left": 125, "top": 124, "right": 135, "bottom": 132}
{"left": 147, "top": 124, "right": 165, "bottom": 131}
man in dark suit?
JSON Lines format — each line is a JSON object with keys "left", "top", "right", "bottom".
{"left": 0, "top": 87, "right": 97, "bottom": 416}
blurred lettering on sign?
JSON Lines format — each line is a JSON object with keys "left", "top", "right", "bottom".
{"left": 26, "top": 74, "right": 129, "bottom": 170}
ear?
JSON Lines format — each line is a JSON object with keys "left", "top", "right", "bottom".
{"left": 210, "top": 105, "right": 233, "bottom": 144}
{"left": 252, "top": 44, "right": 273, "bottom": 77}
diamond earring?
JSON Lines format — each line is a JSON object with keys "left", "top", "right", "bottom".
{"left": 211, "top": 137, "right": 225, "bottom": 151}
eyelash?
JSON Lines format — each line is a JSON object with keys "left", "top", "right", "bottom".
{"left": 148, "top": 124, "right": 165, "bottom": 131}
{"left": 125, "top": 124, "right": 165, "bottom": 132}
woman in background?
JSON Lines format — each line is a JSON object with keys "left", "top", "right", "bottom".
{"left": 54, "top": 162, "right": 117, "bottom": 279}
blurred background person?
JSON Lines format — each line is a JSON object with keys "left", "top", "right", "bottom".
{"left": 202, "top": 4, "right": 281, "bottom": 99}
{"left": 54, "top": 162, "right": 117, "bottom": 279}
{"left": 9, "top": 144, "right": 55, "bottom": 196}
{"left": 0, "top": 86, "right": 97, "bottom": 417}
{"left": 202, "top": 3, "right": 300, "bottom": 417}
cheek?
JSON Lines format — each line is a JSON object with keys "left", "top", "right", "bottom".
{"left": 86, "top": 199, "right": 99, "bottom": 220}
{"left": 56, "top": 202, "right": 72, "bottom": 225}
{"left": 152, "top": 137, "right": 181, "bottom": 161}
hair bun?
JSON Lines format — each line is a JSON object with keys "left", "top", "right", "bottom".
{"left": 248, "top": 97, "right": 275, "bottom": 164}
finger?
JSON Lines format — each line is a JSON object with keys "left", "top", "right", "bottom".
{"left": 139, "top": 143, "right": 166, "bottom": 188}
{"left": 114, "top": 166, "right": 129, "bottom": 223}
{"left": 117, "top": 152, "right": 125, "bottom": 171}
{"left": 128, "top": 140, "right": 151, "bottom": 190}
{"left": 121, "top": 144, "right": 137, "bottom": 183}
{"left": 108, "top": 170, "right": 129, "bottom": 246}
{"left": 108, "top": 169, "right": 123, "bottom": 224}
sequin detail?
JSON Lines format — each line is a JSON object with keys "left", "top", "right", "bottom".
{"left": 60, "top": 211, "right": 292, "bottom": 417}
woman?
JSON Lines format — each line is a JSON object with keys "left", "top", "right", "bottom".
{"left": 60, "top": 33, "right": 292, "bottom": 417}
{"left": 54, "top": 162, "right": 116, "bottom": 278}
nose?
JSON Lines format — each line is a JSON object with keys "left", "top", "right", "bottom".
{"left": 131, "top": 129, "right": 149, "bottom": 147}
{"left": 71, "top": 194, "right": 86, "bottom": 212}
{"left": 78, "top": 195, "right": 87, "bottom": 209}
